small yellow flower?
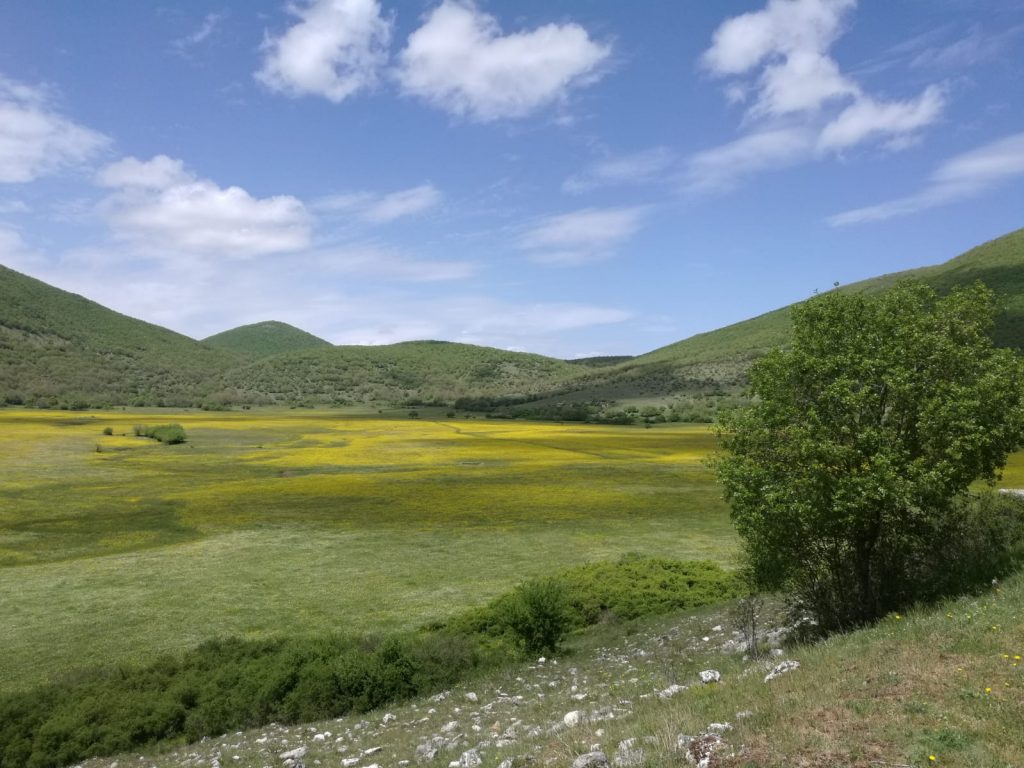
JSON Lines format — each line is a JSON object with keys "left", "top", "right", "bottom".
{"left": 985, "top": 687, "right": 992, "bottom": 693}
{"left": 1015, "top": 655, "right": 1021, "bottom": 660}
{"left": 929, "top": 756, "right": 936, "bottom": 763}
{"left": 894, "top": 614, "right": 902, "bottom": 620}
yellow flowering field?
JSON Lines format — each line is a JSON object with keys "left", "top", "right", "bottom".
{"left": 0, "top": 408, "right": 728, "bottom": 691}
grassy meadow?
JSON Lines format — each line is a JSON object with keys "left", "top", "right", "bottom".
{"left": 0, "top": 408, "right": 735, "bottom": 693}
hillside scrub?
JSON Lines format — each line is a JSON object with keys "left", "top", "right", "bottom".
{"left": 0, "top": 558, "right": 741, "bottom": 768}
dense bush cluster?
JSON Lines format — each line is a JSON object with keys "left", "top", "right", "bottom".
{"left": 132, "top": 424, "right": 187, "bottom": 444}
{"left": 0, "top": 558, "right": 740, "bottom": 768}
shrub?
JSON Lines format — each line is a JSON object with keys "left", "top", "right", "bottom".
{"left": 101, "top": 427, "right": 113, "bottom": 436}
{"left": 133, "top": 424, "right": 187, "bottom": 445}
{"left": 499, "top": 578, "right": 571, "bottom": 655}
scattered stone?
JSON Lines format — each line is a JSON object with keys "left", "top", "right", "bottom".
{"left": 658, "top": 684, "right": 686, "bottom": 699}
{"left": 736, "top": 710, "right": 754, "bottom": 720}
{"left": 613, "top": 738, "right": 644, "bottom": 767}
{"left": 280, "top": 747, "right": 308, "bottom": 761}
{"left": 498, "top": 759, "right": 514, "bottom": 768}
{"left": 465, "top": 692, "right": 478, "bottom": 703}
{"left": 362, "top": 747, "right": 382, "bottom": 756}
{"left": 563, "top": 710, "right": 583, "bottom": 728}
{"left": 341, "top": 759, "right": 359, "bottom": 767}
{"left": 313, "top": 734, "right": 326, "bottom": 742}
{"left": 415, "top": 744, "right": 437, "bottom": 762}
{"left": 382, "top": 713, "right": 397, "bottom": 725}
{"left": 699, "top": 670, "right": 721, "bottom": 685}
{"left": 441, "top": 721, "right": 460, "bottom": 734}
{"left": 706, "top": 723, "right": 732, "bottom": 733}
{"left": 458, "top": 748, "right": 482, "bottom": 768}
{"left": 571, "top": 751, "right": 609, "bottom": 768}
{"left": 764, "top": 660, "right": 801, "bottom": 682}
{"left": 685, "top": 733, "right": 724, "bottom": 768}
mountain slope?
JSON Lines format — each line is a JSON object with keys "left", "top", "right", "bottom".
{"left": 216, "top": 340, "right": 587, "bottom": 405}
{"left": 554, "top": 227, "right": 1024, "bottom": 404}
{"left": 203, "top": 321, "right": 330, "bottom": 359}
{"left": 0, "top": 264, "right": 235, "bottom": 406}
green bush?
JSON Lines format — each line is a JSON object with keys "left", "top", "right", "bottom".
{"left": 132, "top": 424, "right": 187, "bottom": 445}
{"left": 101, "top": 427, "right": 112, "bottom": 436}
{"left": 499, "top": 578, "right": 570, "bottom": 654}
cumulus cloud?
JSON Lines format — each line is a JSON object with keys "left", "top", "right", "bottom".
{"left": 828, "top": 132, "right": 1024, "bottom": 225}
{"left": 562, "top": 148, "right": 675, "bottom": 194}
{"left": 396, "top": 0, "right": 610, "bottom": 122}
{"left": 256, "top": 0, "right": 392, "bottom": 102}
{"left": 687, "top": 0, "right": 948, "bottom": 193}
{"left": 0, "top": 225, "right": 44, "bottom": 271}
{"left": 315, "top": 183, "right": 442, "bottom": 223}
{"left": 520, "top": 206, "right": 646, "bottom": 266}
{"left": 97, "top": 155, "right": 311, "bottom": 257}
{"left": 0, "top": 76, "right": 109, "bottom": 183}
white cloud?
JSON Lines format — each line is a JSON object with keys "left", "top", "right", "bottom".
{"left": 173, "top": 11, "right": 227, "bottom": 56}
{"left": 520, "top": 206, "right": 646, "bottom": 265}
{"left": 818, "top": 84, "right": 947, "bottom": 151}
{"left": 828, "top": 132, "right": 1024, "bottom": 225}
{"left": 396, "top": 0, "right": 610, "bottom": 122}
{"left": 563, "top": 148, "right": 675, "bottom": 194}
{"left": 363, "top": 184, "right": 442, "bottom": 223}
{"left": 0, "top": 76, "right": 109, "bottom": 183}
{"left": 315, "top": 183, "right": 442, "bottom": 223}
{"left": 256, "top": 0, "right": 392, "bottom": 102}
{"left": 683, "top": 128, "right": 812, "bottom": 193}
{"left": 689, "top": 0, "right": 948, "bottom": 193}
{"left": 97, "top": 155, "right": 311, "bottom": 257}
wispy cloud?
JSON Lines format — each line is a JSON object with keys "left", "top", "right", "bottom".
{"left": 910, "top": 24, "right": 1023, "bottom": 70}
{"left": 520, "top": 206, "right": 647, "bottom": 266}
{"left": 172, "top": 11, "right": 227, "bottom": 57}
{"left": 0, "top": 75, "right": 110, "bottom": 183}
{"left": 683, "top": 127, "right": 812, "bottom": 193}
{"left": 562, "top": 148, "right": 675, "bottom": 194}
{"left": 315, "top": 183, "right": 442, "bottom": 223}
{"left": 395, "top": 0, "right": 610, "bottom": 122}
{"left": 828, "top": 132, "right": 1024, "bottom": 225}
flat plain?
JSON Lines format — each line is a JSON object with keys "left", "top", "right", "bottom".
{"left": 0, "top": 408, "right": 736, "bottom": 693}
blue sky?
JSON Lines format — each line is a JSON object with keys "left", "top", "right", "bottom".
{"left": 1, "top": 0, "right": 1022, "bottom": 358}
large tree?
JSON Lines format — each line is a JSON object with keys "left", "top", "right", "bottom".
{"left": 715, "top": 281, "right": 1024, "bottom": 629}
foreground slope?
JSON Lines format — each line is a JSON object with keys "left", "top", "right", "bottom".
{"left": 216, "top": 340, "right": 588, "bottom": 405}
{"left": 0, "top": 265, "right": 234, "bottom": 406}
{"left": 202, "top": 321, "right": 331, "bottom": 359}
{"left": 78, "top": 567, "right": 1024, "bottom": 768}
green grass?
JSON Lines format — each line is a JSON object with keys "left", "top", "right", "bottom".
{"left": 0, "top": 408, "right": 735, "bottom": 693}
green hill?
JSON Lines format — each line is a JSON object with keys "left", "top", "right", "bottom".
{"left": 203, "top": 321, "right": 331, "bottom": 359}
{"left": 216, "top": 340, "right": 586, "bottom": 406}
{"left": 550, "top": 228, "right": 1024, "bottom": 407}
{"left": 0, "top": 264, "right": 235, "bottom": 408}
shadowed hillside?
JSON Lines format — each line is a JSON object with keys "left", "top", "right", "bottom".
{"left": 203, "top": 321, "right": 331, "bottom": 359}
{"left": 0, "top": 265, "right": 235, "bottom": 407}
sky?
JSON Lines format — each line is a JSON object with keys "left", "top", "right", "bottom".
{"left": 1, "top": 0, "right": 1023, "bottom": 358}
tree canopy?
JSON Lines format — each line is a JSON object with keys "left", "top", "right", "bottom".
{"left": 715, "top": 281, "right": 1024, "bottom": 629}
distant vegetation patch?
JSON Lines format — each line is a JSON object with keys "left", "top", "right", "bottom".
{"left": 132, "top": 423, "right": 187, "bottom": 444}
{"left": 0, "top": 558, "right": 740, "bottom": 768}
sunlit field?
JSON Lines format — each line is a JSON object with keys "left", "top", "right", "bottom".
{"left": 0, "top": 408, "right": 737, "bottom": 693}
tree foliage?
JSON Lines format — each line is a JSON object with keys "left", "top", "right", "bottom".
{"left": 715, "top": 281, "right": 1024, "bottom": 629}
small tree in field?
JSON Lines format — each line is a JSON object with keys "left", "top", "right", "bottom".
{"left": 715, "top": 281, "right": 1024, "bottom": 630}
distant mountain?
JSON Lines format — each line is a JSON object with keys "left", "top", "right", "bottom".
{"left": 203, "top": 321, "right": 331, "bottom": 359}
{"left": 217, "top": 340, "right": 585, "bottom": 406}
{"left": 1, "top": 228, "right": 1021, "bottom": 410}
{"left": 0, "top": 264, "right": 234, "bottom": 407}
